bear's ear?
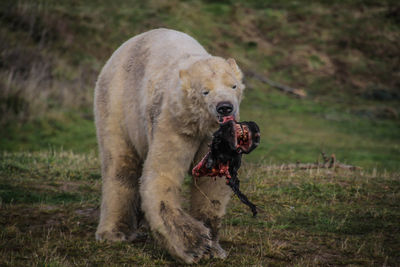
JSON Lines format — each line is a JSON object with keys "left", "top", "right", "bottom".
{"left": 227, "top": 58, "right": 243, "bottom": 81}
{"left": 179, "top": 69, "right": 191, "bottom": 90}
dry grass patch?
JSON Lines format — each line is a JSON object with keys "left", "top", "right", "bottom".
{"left": 1, "top": 151, "right": 399, "bottom": 266}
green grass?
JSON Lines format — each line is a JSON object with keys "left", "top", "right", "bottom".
{"left": 1, "top": 0, "right": 400, "bottom": 265}
{"left": 241, "top": 85, "right": 400, "bottom": 171}
{"left": 1, "top": 0, "right": 398, "bottom": 170}
{"left": 1, "top": 93, "right": 398, "bottom": 171}
{"left": 0, "top": 152, "right": 399, "bottom": 266}
{"left": 0, "top": 112, "right": 97, "bottom": 152}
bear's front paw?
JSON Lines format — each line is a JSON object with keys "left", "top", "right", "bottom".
{"left": 178, "top": 222, "right": 212, "bottom": 263}
{"left": 158, "top": 202, "right": 212, "bottom": 263}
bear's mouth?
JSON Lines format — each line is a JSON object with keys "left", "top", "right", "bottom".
{"left": 218, "top": 115, "right": 235, "bottom": 124}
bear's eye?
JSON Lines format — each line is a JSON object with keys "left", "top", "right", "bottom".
{"left": 202, "top": 91, "right": 209, "bottom": 96}
{"left": 232, "top": 85, "right": 237, "bottom": 89}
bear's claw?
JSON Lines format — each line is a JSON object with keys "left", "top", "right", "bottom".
{"left": 180, "top": 230, "right": 212, "bottom": 263}
{"left": 95, "top": 229, "right": 140, "bottom": 242}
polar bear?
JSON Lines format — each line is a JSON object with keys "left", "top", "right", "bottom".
{"left": 94, "top": 28, "right": 245, "bottom": 263}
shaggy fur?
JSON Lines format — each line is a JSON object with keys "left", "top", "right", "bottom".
{"left": 94, "top": 28, "right": 245, "bottom": 263}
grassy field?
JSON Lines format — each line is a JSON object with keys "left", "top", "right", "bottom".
{"left": 1, "top": 0, "right": 399, "bottom": 266}
{"left": 0, "top": 152, "right": 399, "bottom": 266}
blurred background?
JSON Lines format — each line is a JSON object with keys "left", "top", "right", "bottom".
{"left": 1, "top": 0, "right": 399, "bottom": 171}
{"left": 1, "top": 1, "right": 399, "bottom": 266}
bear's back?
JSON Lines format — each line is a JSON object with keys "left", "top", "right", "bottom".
{"left": 107, "top": 28, "right": 209, "bottom": 73}
{"left": 94, "top": 29, "right": 211, "bottom": 158}
{"left": 142, "top": 28, "right": 208, "bottom": 58}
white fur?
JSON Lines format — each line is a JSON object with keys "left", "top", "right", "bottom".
{"left": 94, "top": 28, "right": 245, "bottom": 263}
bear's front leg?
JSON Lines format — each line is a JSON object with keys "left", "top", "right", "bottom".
{"left": 140, "top": 131, "right": 212, "bottom": 264}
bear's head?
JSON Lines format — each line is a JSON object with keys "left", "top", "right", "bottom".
{"left": 179, "top": 57, "right": 245, "bottom": 132}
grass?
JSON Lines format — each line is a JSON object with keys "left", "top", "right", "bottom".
{"left": 1, "top": 0, "right": 400, "bottom": 265}
{"left": 0, "top": 111, "right": 97, "bottom": 152}
{"left": 1, "top": 0, "right": 399, "bottom": 168}
{"left": 2, "top": 88, "right": 398, "bottom": 171}
{"left": 0, "top": 151, "right": 399, "bottom": 266}
{"left": 241, "top": 86, "right": 400, "bottom": 171}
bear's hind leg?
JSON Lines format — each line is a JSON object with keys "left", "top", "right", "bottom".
{"left": 189, "top": 141, "right": 233, "bottom": 259}
{"left": 96, "top": 142, "right": 144, "bottom": 242}
{"left": 190, "top": 175, "right": 233, "bottom": 259}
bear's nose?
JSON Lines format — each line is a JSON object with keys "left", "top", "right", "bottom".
{"left": 216, "top": 101, "right": 233, "bottom": 116}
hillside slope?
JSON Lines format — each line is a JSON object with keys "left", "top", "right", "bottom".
{"left": 0, "top": 1, "right": 400, "bottom": 266}
{"left": 1, "top": 0, "right": 399, "bottom": 170}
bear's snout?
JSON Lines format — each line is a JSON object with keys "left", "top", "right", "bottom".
{"left": 216, "top": 101, "right": 234, "bottom": 116}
